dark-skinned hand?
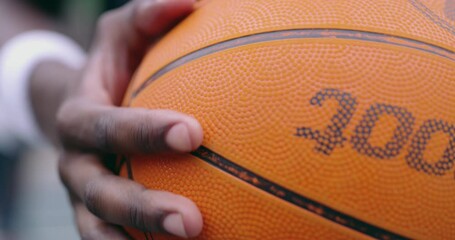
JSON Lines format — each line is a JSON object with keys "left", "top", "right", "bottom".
{"left": 56, "top": 1, "right": 203, "bottom": 239}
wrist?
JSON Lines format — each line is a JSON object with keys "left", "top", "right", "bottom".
{"left": 0, "top": 30, "right": 86, "bottom": 147}
{"left": 29, "top": 61, "right": 82, "bottom": 144}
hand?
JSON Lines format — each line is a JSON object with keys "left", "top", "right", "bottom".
{"left": 56, "top": 1, "right": 203, "bottom": 239}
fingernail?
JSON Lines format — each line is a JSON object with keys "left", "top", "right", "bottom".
{"left": 165, "top": 123, "right": 193, "bottom": 152}
{"left": 162, "top": 213, "right": 188, "bottom": 238}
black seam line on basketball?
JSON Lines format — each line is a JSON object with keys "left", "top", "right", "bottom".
{"left": 191, "top": 146, "right": 410, "bottom": 240}
{"left": 409, "top": 0, "right": 455, "bottom": 35}
{"left": 131, "top": 28, "right": 455, "bottom": 99}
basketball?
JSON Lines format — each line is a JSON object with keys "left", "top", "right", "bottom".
{"left": 121, "top": 0, "right": 455, "bottom": 239}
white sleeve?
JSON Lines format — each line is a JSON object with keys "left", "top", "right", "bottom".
{"left": 0, "top": 30, "right": 86, "bottom": 147}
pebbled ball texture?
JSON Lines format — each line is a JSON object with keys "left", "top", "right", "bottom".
{"left": 122, "top": 0, "right": 455, "bottom": 239}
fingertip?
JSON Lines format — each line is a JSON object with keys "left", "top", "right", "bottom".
{"left": 181, "top": 203, "right": 203, "bottom": 238}
{"left": 165, "top": 123, "right": 192, "bottom": 152}
{"left": 185, "top": 116, "right": 204, "bottom": 150}
{"left": 156, "top": 0, "right": 196, "bottom": 18}
{"left": 161, "top": 205, "right": 203, "bottom": 239}
{"left": 135, "top": 0, "right": 196, "bottom": 35}
{"left": 156, "top": 192, "right": 203, "bottom": 238}
{"left": 165, "top": 117, "right": 203, "bottom": 152}
{"left": 172, "top": 196, "right": 203, "bottom": 238}
{"left": 162, "top": 213, "right": 187, "bottom": 238}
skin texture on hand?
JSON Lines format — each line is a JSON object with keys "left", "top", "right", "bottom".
{"left": 30, "top": 0, "right": 204, "bottom": 239}
{"left": 30, "top": 61, "right": 80, "bottom": 145}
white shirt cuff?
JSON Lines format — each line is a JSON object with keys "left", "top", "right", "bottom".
{"left": 0, "top": 30, "right": 86, "bottom": 146}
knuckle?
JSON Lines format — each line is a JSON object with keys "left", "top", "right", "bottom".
{"left": 94, "top": 114, "right": 116, "bottom": 151}
{"left": 133, "top": 122, "right": 154, "bottom": 152}
{"left": 131, "top": 118, "right": 165, "bottom": 153}
{"left": 128, "top": 187, "right": 162, "bottom": 231}
{"left": 127, "top": 201, "right": 147, "bottom": 231}
{"left": 83, "top": 180, "right": 103, "bottom": 217}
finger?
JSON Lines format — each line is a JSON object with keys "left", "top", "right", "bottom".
{"left": 89, "top": 0, "right": 196, "bottom": 103}
{"left": 58, "top": 102, "right": 203, "bottom": 154}
{"left": 133, "top": 0, "right": 196, "bottom": 37}
{"left": 97, "top": 0, "right": 195, "bottom": 44}
{"left": 72, "top": 197, "right": 132, "bottom": 240}
{"left": 59, "top": 153, "right": 203, "bottom": 238}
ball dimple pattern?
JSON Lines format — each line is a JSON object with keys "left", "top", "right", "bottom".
{"left": 125, "top": 39, "right": 455, "bottom": 239}
{"left": 123, "top": 0, "right": 455, "bottom": 239}
{"left": 127, "top": 0, "right": 455, "bottom": 94}
{"left": 125, "top": 154, "right": 361, "bottom": 240}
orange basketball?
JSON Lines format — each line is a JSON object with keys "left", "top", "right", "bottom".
{"left": 121, "top": 0, "right": 455, "bottom": 239}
